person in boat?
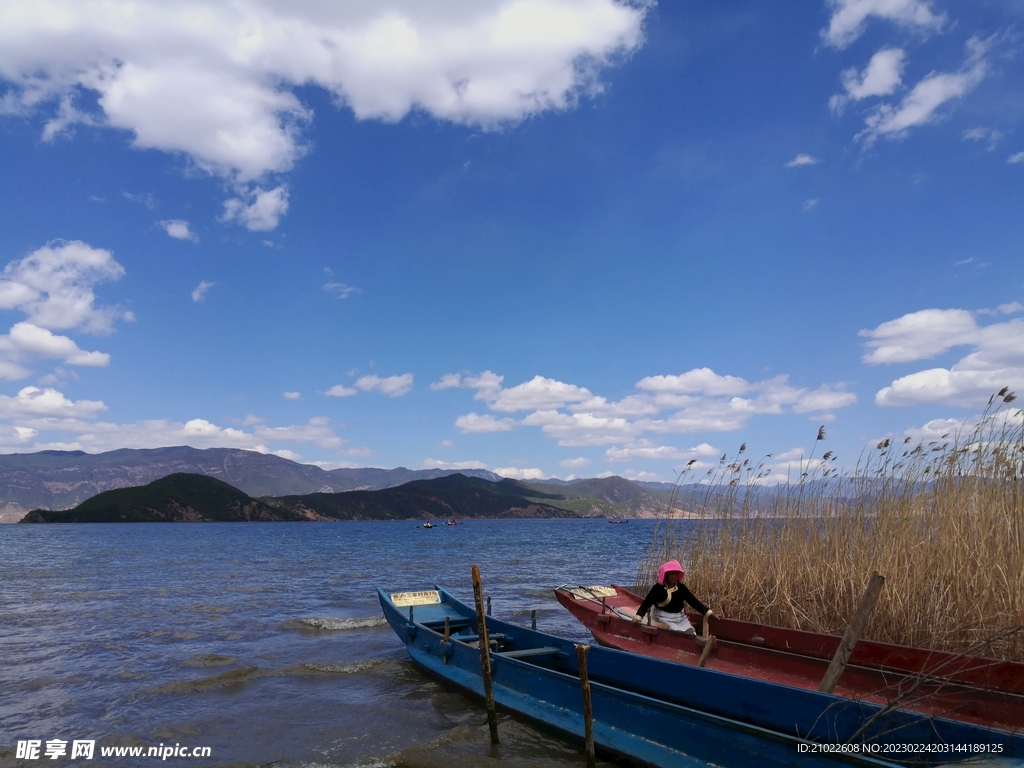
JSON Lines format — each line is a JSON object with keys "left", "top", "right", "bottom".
{"left": 631, "top": 559, "right": 712, "bottom": 636}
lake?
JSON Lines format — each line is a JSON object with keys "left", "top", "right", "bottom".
{"left": 1, "top": 519, "right": 683, "bottom": 767}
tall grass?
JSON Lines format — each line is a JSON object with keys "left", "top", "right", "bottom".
{"left": 640, "top": 391, "right": 1024, "bottom": 662}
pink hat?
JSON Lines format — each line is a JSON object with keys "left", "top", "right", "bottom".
{"left": 657, "top": 560, "right": 684, "bottom": 585}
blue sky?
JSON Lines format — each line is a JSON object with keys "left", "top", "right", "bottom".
{"left": 1, "top": 0, "right": 1023, "bottom": 482}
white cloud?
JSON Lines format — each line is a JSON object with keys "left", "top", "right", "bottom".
{"left": 0, "top": 0, "right": 649, "bottom": 226}
{"left": 0, "top": 360, "right": 31, "bottom": 380}
{"left": 521, "top": 409, "right": 639, "bottom": 446}
{"left": 822, "top": 0, "right": 945, "bottom": 50}
{"left": 250, "top": 416, "right": 344, "bottom": 449}
{"left": 422, "top": 458, "right": 488, "bottom": 470}
{"left": 430, "top": 373, "right": 463, "bottom": 390}
{"left": 866, "top": 308, "right": 1024, "bottom": 407}
{"left": 355, "top": 373, "right": 414, "bottom": 397}
{"left": 0, "top": 240, "right": 130, "bottom": 333}
{"left": 449, "top": 368, "right": 855, "bottom": 447}
{"left": 160, "top": 219, "right": 198, "bottom": 242}
{"left": 803, "top": 198, "right": 819, "bottom": 212}
{"left": 191, "top": 280, "right": 214, "bottom": 302}
{"left": 0, "top": 322, "right": 109, "bottom": 370}
{"left": 282, "top": 391, "right": 301, "bottom": 400}
{"left": 856, "top": 38, "right": 990, "bottom": 147}
{"left": 791, "top": 385, "right": 858, "bottom": 413}
{"left": 221, "top": 185, "right": 289, "bottom": 231}
{"left": 636, "top": 368, "right": 750, "bottom": 396}
{"left": 1008, "top": 152, "right": 1024, "bottom": 165}
{"left": 0, "top": 409, "right": 350, "bottom": 454}
{"left": 454, "top": 412, "right": 515, "bottom": 433}
{"left": 559, "top": 456, "right": 591, "bottom": 469}
{"left": 785, "top": 154, "right": 819, "bottom": 168}
{"left": 486, "top": 374, "right": 594, "bottom": 412}
{"left": 269, "top": 448, "right": 303, "bottom": 461}
{"left": 0, "top": 385, "right": 106, "bottom": 418}
{"left": 976, "top": 301, "right": 1023, "bottom": 317}
{"left": 324, "top": 384, "right": 358, "bottom": 397}
{"left": 860, "top": 308, "right": 978, "bottom": 363}
{"left": 0, "top": 241, "right": 129, "bottom": 379}
{"left": 961, "top": 127, "right": 1002, "bottom": 151}
{"left": 494, "top": 466, "right": 546, "bottom": 481}
{"left": 603, "top": 440, "right": 719, "bottom": 463}
{"left": 323, "top": 281, "right": 358, "bottom": 299}
{"left": 829, "top": 48, "right": 905, "bottom": 114}
{"left": 620, "top": 469, "right": 664, "bottom": 482}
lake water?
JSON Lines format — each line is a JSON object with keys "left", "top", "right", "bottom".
{"left": 0, "top": 519, "right": 678, "bottom": 767}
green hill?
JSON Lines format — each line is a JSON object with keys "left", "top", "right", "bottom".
{"left": 20, "top": 473, "right": 311, "bottom": 523}
{"left": 266, "top": 473, "right": 578, "bottom": 520}
{"left": 21, "top": 471, "right": 671, "bottom": 523}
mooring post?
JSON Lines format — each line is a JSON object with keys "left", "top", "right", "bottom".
{"left": 531, "top": 609, "right": 537, "bottom": 630}
{"left": 443, "top": 615, "right": 450, "bottom": 642}
{"left": 471, "top": 564, "right": 499, "bottom": 745}
{"left": 575, "top": 644, "right": 597, "bottom": 768}
{"left": 486, "top": 595, "right": 492, "bottom": 616}
{"left": 408, "top": 606, "right": 413, "bottom": 623}
{"left": 819, "top": 571, "right": 886, "bottom": 694}
{"left": 697, "top": 609, "right": 716, "bottom": 668}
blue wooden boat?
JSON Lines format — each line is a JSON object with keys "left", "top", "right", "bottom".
{"left": 379, "top": 586, "right": 911, "bottom": 768}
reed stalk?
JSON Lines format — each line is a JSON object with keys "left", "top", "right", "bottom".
{"left": 640, "top": 391, "right": 1024, "bottom": 661}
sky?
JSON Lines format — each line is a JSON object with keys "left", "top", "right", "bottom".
{"left": 0, "top": 0, "right": 1023, "bottom": 483}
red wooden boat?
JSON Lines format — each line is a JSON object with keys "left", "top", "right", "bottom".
{"left": 554, "top": 585, "right": 1024, "bottom": 735}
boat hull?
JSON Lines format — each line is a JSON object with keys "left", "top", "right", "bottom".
{"left": 379, "top": 587, "right": 906, "bottom": 768}
{"left": 554, "top": 586, "right": 1024, "bottom": 750}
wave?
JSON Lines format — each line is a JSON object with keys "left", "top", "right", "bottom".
{"left": 300, "top": 660, "right": 386, "bottom": 675}
{"left": 296, "top": 616, "right": 388, "bottom": 631}
{"left": 154, "top": 665, "right": 262, "bottom": 694}
{"left": 183, "top": 653, "right": 238, "bottom": 668}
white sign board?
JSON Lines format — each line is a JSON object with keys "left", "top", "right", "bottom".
{"left": 391, "top": 590, "right": 441, "bottom": 607}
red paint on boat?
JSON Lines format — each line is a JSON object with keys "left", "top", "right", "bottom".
{"left": 555, "top": 585, "right": 1024, "bottom": 735}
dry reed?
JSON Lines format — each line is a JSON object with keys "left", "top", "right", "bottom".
{"left": 640, "top": 390, "right": 1024, "bottom": 661}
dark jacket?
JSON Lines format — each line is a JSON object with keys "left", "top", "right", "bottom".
{"left": 635, "top": 582, "right": 708, "bottom": 620}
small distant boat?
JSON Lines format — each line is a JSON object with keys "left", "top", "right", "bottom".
{"left": 378, "top": 587, "right": 907, "bottom": 768}
{"left": 555, "top": 585, "right": 1024, "bottom": 741}
{"left": 608, "top": 519, "right": 629, "bottom": 524}
{"left": 421, "top": 521, "right": 433, "bottom": 528}
{"left": 446, "top": 519, "right": 458, "bottom": 526}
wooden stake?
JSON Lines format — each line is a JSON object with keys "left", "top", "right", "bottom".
{"left": 531, "top": 609, "right": 537, "bottom": 630}
{"left": 697, "top": 609, "right": 716, "bottom": 668}
{"left": 443, "top": 616, "right": 450, "bottom": 641}
{"left": 471, "top": 564, "right": 499, "bottom": 745}
{"left": 818, "top": 572, "right": 886, "bottom": 694}
{"left": 575, "top": 644, "right": 597, "bottom": 768}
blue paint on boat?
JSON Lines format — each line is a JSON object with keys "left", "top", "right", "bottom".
{"left": 379, "top": 586, "right": 914, "bottom": 768}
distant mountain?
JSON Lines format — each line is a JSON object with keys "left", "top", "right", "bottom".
{"left": 22, "top": 472, "right": 594, "bottom": 523}
{"left": 0, "top": 447, "right": 500, "bottom": 518}
{"left": 266, "top": 474, "right": 580, "bottom": 521}
{"left": 21, "top": 473, "right": 314, "bottom": 523}
{"left": 520, "top": 476, "right": 670, "bottom": 517}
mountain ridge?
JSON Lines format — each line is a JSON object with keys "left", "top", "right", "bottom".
{"left": 21, "top": 472, "right": 657, "bottom": 523}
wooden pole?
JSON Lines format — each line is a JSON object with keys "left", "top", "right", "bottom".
{"left": 531, "top": 609, "right": 537, "bottom": 630}
{"left": 443, "top": 616, "right": 450, "bottom": 641}
{"left": 575, "top": 644, "right": 597, "bottom": 768}
{"left": 819, "top": 572, "right": 886, "bottom": 694}
{"left": 486, "top": 595, "right": 492, "bottom": 616}
{"left": 471, "top": 564, "right": 500, "bottom": 745}
{"left": 697, "top": 609, "right": 716, "bottom": 668}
